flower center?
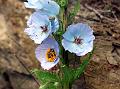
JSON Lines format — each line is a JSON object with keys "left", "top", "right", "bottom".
{"left": 49, "top": 16, "right": 55, "bottom": 21}
{"left": 40, "top": 26, "right": 48, "bottom": 32}
{"left": 46, "top": 48, "right": 57, "bottom": 62}
{"left": 74, "top": 37, "right": 83, "bottom": 45}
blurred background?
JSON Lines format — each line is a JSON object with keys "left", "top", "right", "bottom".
{"left": 0, "top": 0, "right": 120, "bottom": 89}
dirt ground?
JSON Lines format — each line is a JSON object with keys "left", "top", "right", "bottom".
{"left": 0, "top": 0, "right": 120, "bottom": 89}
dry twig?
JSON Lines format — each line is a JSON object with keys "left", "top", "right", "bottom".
{"left": 85, "top": 4, "right": 116, "bottom": 22}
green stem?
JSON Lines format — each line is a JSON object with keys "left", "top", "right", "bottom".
{"left": 63, "top": 83, "right": 69, "bottom": 89}
{"left": 59, "top": 6, "right": 69, "bottom": 66}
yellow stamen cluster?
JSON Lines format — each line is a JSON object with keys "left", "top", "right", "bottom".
{"left": 46, "top": 48, "right": 57, "bottom": 62}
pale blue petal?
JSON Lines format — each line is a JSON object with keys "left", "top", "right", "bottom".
{"left": 24, "top": 2, "right": 37, "bottom": 9}
{"left": 82, "top": 35, "right": 95, "bottom": 43}
{"left": 63, "top": 30, "right": 75, "bottom": 42}
{"left": 62, "top": 38, "right": 94, "bottom": 54}
{"left": 25, "top": 0, "right": 60, "bottom": 16}
{"left": 41, "top": 58, "right": 59, "bottom": 70}
{"left": 27, "top": 0, "right": 39, "bottom": 3}
{"left": 41, "top": 37, "right": 59, "bottom": 55}
{"left": 62, "top": 39, "right": 85, "bottom": 53}
{"left": 27, "top": 11, "right": 49, "bottom": 27}
{"left": 76, "top": 23, "right": 94, "bottom": 42}
{"left": 35, "top": 10, "right": 55, "bottom": 17}
{"left": 63, "top": 23, "right": 94, "bottom": 42}
{"left": 24, "top": 0, "right": 43, "bottom": 9}
{"left": 73, "top": 23, "right": 93, "bottom": 37}
{"left": 63, "top": 24, "right": 83, "bottom": 42}
{"left": 76, "top": 41, "right": 93, "bottom": 56}
{"left": 35, "top": 37, "right": 59, "bottom": 60}
{"left": 24, "top": 27, "right": 51, "bottom": 44}
{"left": 50, "top": 17, "right": 59, "bottom": 33}
{"left": 35, "top": 44, "right": 47, "bottom": 62}
{"left": 33, "top": 33, "right": 50, "bottom": 44}
{"left": 41, "top": 0, "right": 60, "bottom": 16}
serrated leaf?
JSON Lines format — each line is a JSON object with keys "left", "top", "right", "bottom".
{"left": 32, "top": 69, "right": 59, "bottom": 84}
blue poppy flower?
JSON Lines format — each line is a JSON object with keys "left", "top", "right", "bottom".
{"left": 24, "top": 11, "right": 59, "bottom": 44}
{"left": 62, "top": 23, "right": 95, "bottom": 56}
{"left": 35, "top": 37, "right": 59, "bottom": 70}
{"left": 27, "top": 11, "right": 59, "bottom": 32}
{"left": 25, "top": 11, "right": 51, "bottom": 44}
{"left": 24, "top": 0, "right": 60, "bottom": 16}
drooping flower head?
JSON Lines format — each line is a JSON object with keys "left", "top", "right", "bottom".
{"left": 35, "top": 37, "right": 59, "bottom": 70}
{"left": 62, "top": 23, "right": 95, "bottom": 56}
{"left": 24, "top": 0, "right": 60, "bottom": 16}
{"left": 24, "top": 11, "right": 59, "bottom": 44}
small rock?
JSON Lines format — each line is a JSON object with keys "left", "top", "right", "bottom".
{"left": 8, "top": 71, "right": 39, "bottom": 89}
{"left": 0, "top": 75, "right": 7, "bottom": 89}
{"left": 0, "top": 14, "right": 7, "bottom": 40}
{"left": 91, "top": 55, "right": 100, "bottom": 63}
{"left": 116, "top": 48, "right": 120, "bottom": 56}
{"left": 106, "top": 52, "right": 118, "bottom": 65}
{"left": 108, "top": 70, "right": 120, "bottom": 81}
{"left": 0, "top": 74, "right": 11, "bottom": 89}
{"left": 112, "top": 52, "right": 120, "bottom": 63}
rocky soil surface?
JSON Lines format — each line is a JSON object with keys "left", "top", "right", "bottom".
{"left": 0, "top": 0, "right": 120, "bottom": 89}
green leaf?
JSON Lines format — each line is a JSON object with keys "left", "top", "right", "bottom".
{"left": 68, "top": 0, "right": 80, "bottom": 24}
{"left": 32, "top": 69, "right": 60, "bottom": 84}
{"left": 39, "top": 83, "right": 49, "bottom": 89}
{"left": 39, "top": 82, "right": 60, "bottom": 89}
{"left": 59, "top": 49, "right": 94, "bottom": 88}
{"left": 60, "top": 65, "right": 75, "bottom": 86}
{"left": 55, "top": 0, "right": 68, "bottom": 7}
{"left": 73, "top": 50, "right": 94, "bottom": 80}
